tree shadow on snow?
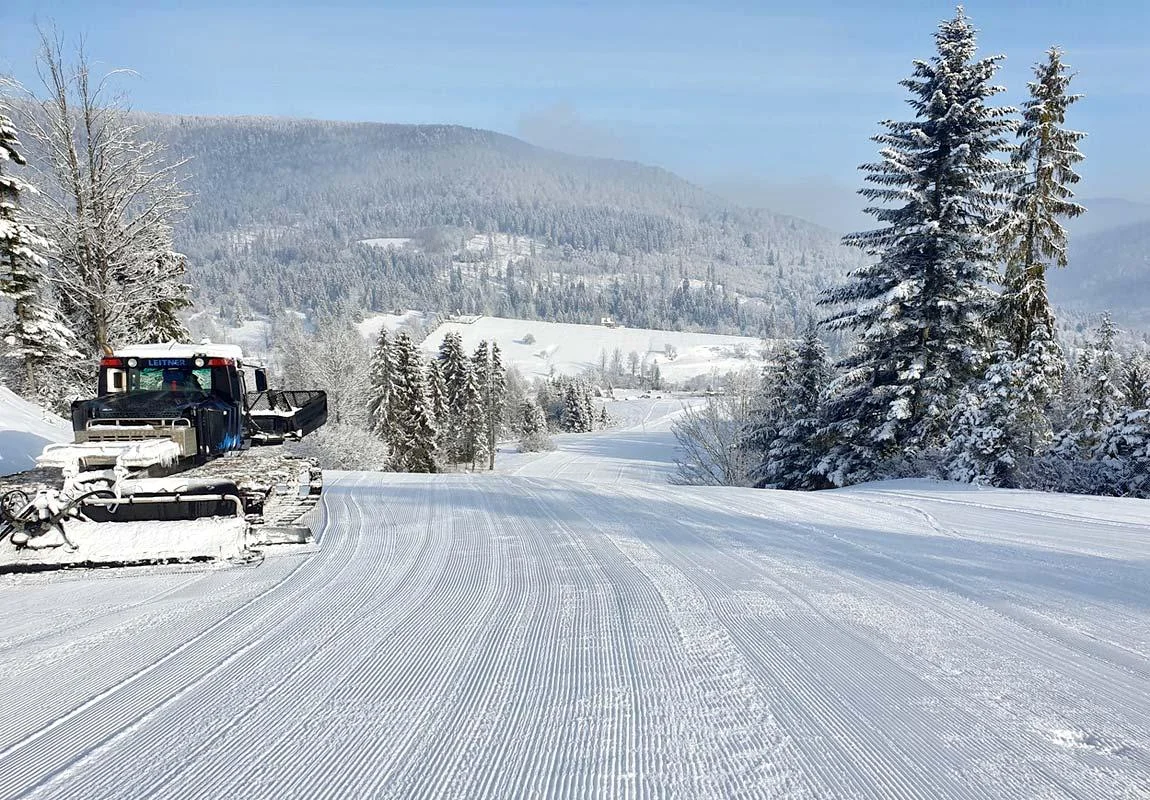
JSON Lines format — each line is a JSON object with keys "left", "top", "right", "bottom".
{"left": 323, "top": 472, "right": 1150, "bottom": 615}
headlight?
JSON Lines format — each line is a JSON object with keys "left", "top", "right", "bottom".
{"left": 194, "top": 357, "right": 206, "bottom": 368}
{"left": 127, "top": 358, "right": 138, "bottom": 368}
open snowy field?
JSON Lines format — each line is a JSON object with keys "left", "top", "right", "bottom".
{"left": 2, "top": 400, "right": 1150, "bottom": 798}
{"left": 0, "top": 388, "right": 70, "bottom": 477}
{"left": 415, "top": 315, "right": 786, "bottom": 381}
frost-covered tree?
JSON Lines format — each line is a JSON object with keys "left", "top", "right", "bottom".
{"left": 485, "top": 342, "right": 507, "bottom": 469}
{"left": 947, "top": 339, "right": 1059, "bottom": 486}
{"left": 1122, "top": 356, "right": 1149, "bottom": 411}
{"left": 366, "top": 327, "right": 391, "bottom": 438}
{"left": 673, "top": 369, "right": 758, "bottom": 486}
{"left": 997, "top": 47, "right": 1085, "bottom": 358}
{"left": 0, "top": 93, "right": 76, "bottom": 402}
{"left": 388, "top": 331, "right": 437, "bottom": 472}
{"left": 561, "top": 384, "right": 586, "bottom": 432}
{"left": 275, "top": 314, "right": 369, "bottom": 428}
{"left": 817, "top": 7, "right": 1015, "bottom": 485}
{"left": 1049, "top": 351, "right": 1086, "bottom": 435}
{"left": 759, "top": 329, "right": 832, "bottom": 490}
{"left": 519, "top": 399, "right": 554, "bottom": 452}
{"left": 457, "top": 360, "right": 484, "bottom": 468}
{"left": 1081, "top": 313, "right": 1122, "bottom": 437}
{"left": 470, "top": 340, "right": 492, "bottom": 470}
{"left": 17, "top": 33, "right": 191, "bottom": 358}
{"left": 437, "top": 331, "right": 470, "bottom": 461}
{"left": 738, "top": 355, "right": 794, "bottom": 474}
{"left": 426, "top": 357, "right": 447, "bottom": 428}
{"left": 135, "top": 250, "right": 191, "bottom": 343}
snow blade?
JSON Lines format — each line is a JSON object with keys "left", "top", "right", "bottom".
{"left": 245, "top": 390, "right": 328, "bottom": 443}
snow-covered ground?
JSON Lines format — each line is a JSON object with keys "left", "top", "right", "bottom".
{"left": 498, "top": 392, "right": 692, "bottom": 483}
{"left": 358, "top": 236, "right": 412, "bottom": 249}
{"left": 2, "top": 399, "right": 1150, "bottom": 798}
{"left": 354, "top": 309, "right": 433, "bottom": 341}
{"left": 0, "top": 387, "right": 70, "bottom": 476}
{"left": 418, "top": 315, "right": 786, "bottom": 381}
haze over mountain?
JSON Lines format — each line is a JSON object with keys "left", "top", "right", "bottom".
{"left": 146, "top": 112, "right": 862, "bottom": 337}
{"left": 134, "top": 109, "right": 1148, "bottom": 336}
{"left": 1038, "top": 198, "right": 1150, "bottom": 324}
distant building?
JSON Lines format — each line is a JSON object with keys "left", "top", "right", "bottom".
{"left": 599, "top": 316, "right": 617, "bottom": 328}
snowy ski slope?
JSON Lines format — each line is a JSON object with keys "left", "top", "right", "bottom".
{"left": 2, "top": 400, "right": 1150, "bottom": 798}
{"left": 0, "top": 387, "right": 70, "bottom": 476}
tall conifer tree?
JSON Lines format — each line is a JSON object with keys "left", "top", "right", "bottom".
{"left": 818, "top": 7, "right": 1015, "bottom": 485}
{"left": 366, "top": 327, "right": 392, "bottom": 438}
{"left": 388, "top": 331, "right": 438, "bottom": 472}
{"left": 0, "top": 96, "right": 75, "bottom": 402}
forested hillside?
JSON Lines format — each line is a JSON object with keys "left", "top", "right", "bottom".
{"left": 142, "top": 114, "right": 861, "bottom": 335}
{"left": 1053, "top": 219, "right": 1150, "bottom": 323}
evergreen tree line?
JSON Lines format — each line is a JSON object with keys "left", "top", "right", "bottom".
{"left": 152, "top": 110, "right": 860, "bottom": 339}
{"left": 0, "top": 36, "right": 192, "bottom": 410}
{"left": 194, "top": 240, "right": 813, "bottom": 341}
{"left": 363, "top": 331, "right": 610, "bottom": 469}
{"left": 676, "top": 9, "right": 1150, "bottom": 498}
{"left": 365, "top": 330, "right": 508, "bottom": 472}
{"left": 533, "top": 376, "right": 610, "bottom": 434}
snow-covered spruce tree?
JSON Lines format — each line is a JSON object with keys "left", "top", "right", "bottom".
{"left": 1122, "top": 356, "right": 1149, "bottom": 410}
{"left": 816, "top": 7, "right": 1015, "bottom": 486}
{"left": 135, "top": 250, "right": 191, "bottom": 343}
{"left": 997, "top": 47, "right": 1085, "bottom": 359}
{"left": 470, "top": 341, "right": 492, "bottom": 470}
{"left": 17, "top": 35, "right": 191, "bottom": 360}
{"left": 739, "top": 351, "right": 795, "bottom": 481}
{"left": 0, "top": 93, "right": 76, "bottom": 403}
{"left": 946, "top": 339, "right": 1056, "bottom": 486}
{"left": 561, "top": 384, "right": 586, "bottom": 432}
{"left": 581, "top": 382, "right": 596, "bottom": 432}
{"left": 426, "top": 358, "right": 447, "bottom": 429}
{"left": 759, "top": 328, "right": 833, "bottom": 490}
{"left": 519, "top": 399, "right": 554, "bottom": 452}
{"left": 486, "top": 342, "right": 506, "bottom": 469}
{"left": 437, "top": 331, "right": 470, "bottom": 462}
{"left": 365, "top": 327, "right": 392, "bottom": 439}
{"left": 387, "top": 331, "right": 438, "bottom": 473}
{"left": 952, "top": 46, "right": 1087, "bottom": 481}
{"left": 1095, "top": 409, "right": 1150, "bottom": 498}
{"left": 458, "top": 361, "right": 484, "bottom": 468}
{"left": 559, "top": 380, "right": 599, "bottom": 434}
{"left": 1080, "top": 313, "right": 1122, "bottom": 443}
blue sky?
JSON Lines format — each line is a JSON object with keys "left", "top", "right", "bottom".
{"left": 2, "top": 0, "right": 1146, "bottom": 224}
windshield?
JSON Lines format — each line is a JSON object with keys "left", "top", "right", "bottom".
{"left": 127, "top": 366, "right": 212, "bottom": 394}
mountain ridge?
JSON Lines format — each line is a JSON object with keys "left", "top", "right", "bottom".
{"left": 125, "top": 111, "right": 860, "bottom": 336}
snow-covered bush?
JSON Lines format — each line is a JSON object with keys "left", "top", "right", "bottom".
{"left": 1094, "top": 409, "right": 1150, "bottom": 497}
{"left": 518, "top": 400, "right": 555, "bottom": 452}
{"left": 293, "top": 423, "right": 391, "bottom": 471}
